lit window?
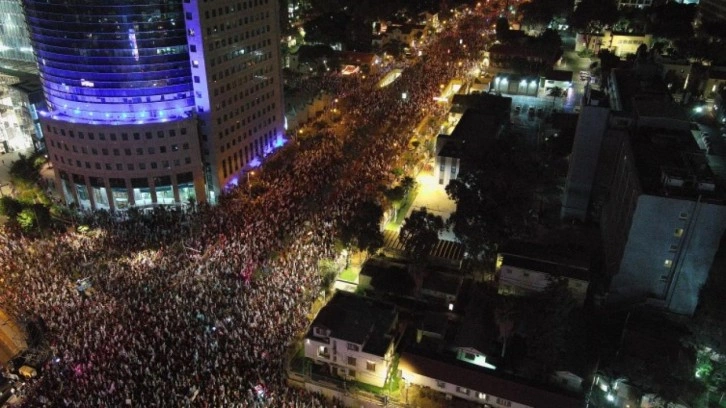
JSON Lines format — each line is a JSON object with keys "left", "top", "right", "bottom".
{"left": 478, "top": 392, "right": 487, "bottom": 400}
{"left": 664, "top": 259, "right": 672, "bottom": 268}
{"left": 674, "top": 228, "right": 684, "bottom": 237}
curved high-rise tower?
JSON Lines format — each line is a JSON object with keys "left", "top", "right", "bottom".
{"left": 24, "top": 0, "right": 285, "bottom": 210}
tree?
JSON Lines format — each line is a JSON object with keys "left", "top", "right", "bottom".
{"left": 0, "top": 196, "right": 23, "bottom": 218}
{"left": 495, "top": 296, "right": 519, "bottom": 358}
{"left": 521, "top": 278, "right": 578, "bottom": 377}
{"left": 570, "top": 0, "right": 618, "bottom": 33}
{"left": 339, "top": 200, "right": 384, "bottom": 255}
{"left": 537, "top": 29, "right": 563, "bottom": 54}
{"left": 495, "top": 17, "right": 511, "bottom": 43}
{"left": 520, "top": 1, "right": 552, "bottom": 32}
{"left": 399, "top": 208, "right": 443, "bottom": 261}
{"left": 384, "top": 186, "right": 406, "bottom": 209}
{"left": 547, "top": 86, "right": 565, "bottom": 109}
{"left": 446, "top": 139, "right": 542, "bottom": 260}
{"left": 17, "top": 207, "right": 36, "bottom": 231}
{"left": 400, "top": 176, "right": 416, "bottom": 195}
{"left": 649, "top": 3, "right": 696, "bottom": 42}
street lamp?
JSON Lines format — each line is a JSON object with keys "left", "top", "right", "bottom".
{"left": 247, "top": 171, "right": 255, "bottom": 192}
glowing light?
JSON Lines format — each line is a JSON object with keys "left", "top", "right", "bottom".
{"left": 248, "top": 157, "right": 262, "bottom": 168}
{"left": 274, "top": 134, "right": 286, "bottom": 148}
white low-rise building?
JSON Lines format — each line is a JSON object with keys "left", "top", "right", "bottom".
{"left": 304, "top": 292, "right": 398, "bottom": 387}
{"left": 399, "top": 351, "right": 582, "bottom": 408}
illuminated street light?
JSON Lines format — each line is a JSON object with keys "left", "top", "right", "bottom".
{"left": 401, "top": 92, "right": 408, "bottom": 100}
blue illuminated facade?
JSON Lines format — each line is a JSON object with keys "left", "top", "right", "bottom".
{"left": 23, "top": 0, "right": 195, "bottom": 124}
{"left": 24, "top": 0, "right": 286, "bottom": 209}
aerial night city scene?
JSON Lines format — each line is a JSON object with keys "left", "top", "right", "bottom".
{"left": 1, "top": 0, "right": 726, "bottom": 406}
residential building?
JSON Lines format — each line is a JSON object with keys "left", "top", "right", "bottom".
{"left": 575, "top": 30, "right": 652, "bottom": 58}
{"left": 304, "top": 292, "right": 398, "bottom": 388}
{"left": 399, "top": 351, "right": 582, "bottom": 408}
{"left": 575, "top": 0, "right": 656, "bottom": 9}
{"left": 25, "top": 0, "right": 285, "bottom": 210}
{"left": 435, "top": 109, "right": 505, "bottom": 186}
{"left": 496, "top": 241, "right": 592, "bottom": 306}
{"left": 702, "top": 69, "right": 726, "bottom": 102}
{"left": 601, "top": 112, "right": 726, "bottom": 315}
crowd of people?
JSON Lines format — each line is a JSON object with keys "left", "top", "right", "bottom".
{"left": 0, "top": 7, "right": 493, "bottom": 408}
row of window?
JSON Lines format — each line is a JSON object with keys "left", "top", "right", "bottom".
{"left": 196, "top": 0, "right": 271, "bottom": 9}
{"left": 344, "top": 356, "right": 376, "bottom": 372}
{"left": 50, "top": 140, "right": 190, "bottom": 156}
{"left": 436, "top": 382, "right": 510, "bottom": 405}
{"left": 46, "top": 126, "right": 187, "bottom": 140}
{"left": 220, "top": 132, "right": 275, "bottom": 179}
{"left": 53, "top": 154, "right": 193, "bottom": 171}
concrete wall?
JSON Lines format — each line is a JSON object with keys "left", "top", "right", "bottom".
{"left": 561, "top": 105, "right": 610, "bottom": 221}
{"left": 609, "top": 195, "right": 726, "bottom": 315}
{"left": 305, "top": 337, "right": 391, "bottom": 387}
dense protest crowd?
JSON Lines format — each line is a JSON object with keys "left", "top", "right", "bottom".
{"left": 0, "top": 7, "right": 491, "bottom": 407}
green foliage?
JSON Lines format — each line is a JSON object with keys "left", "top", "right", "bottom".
{"left": 17, "top": 208, "right": 36, "bottom": 231}
{"left": 400, "top": 176, "right": 416, "bottom": 194}
{"left": 339, "top": 200, "right": 384, "bottom": 254}
{"left": 384, "top": 186, "right": 406, "bottom": 207}
{"left": 446, "top": 139, "right": 547, "bottom": 259}
{"left": 0, "top": 196, "right": 23, "bottom": 218}
{"left": 570, "top": 0, "right": 618, "bottom": 32}
{"left": 495, "top": 17, "right": 511, "bottom": 42}
{"left": 399, "top": 208, "right": 443, "bottom": 261}
{"left": 649, "top": 3, "right": 696, "bottom": 42}
{"left": 8, "top": 153, "right": 40, "bottom": 183}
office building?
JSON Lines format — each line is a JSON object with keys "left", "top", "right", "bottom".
{"left": 0, "top": 0, "right": 34, "bottom": 64}
{"left": 24, "top": 0, "right": 285, "bottom": 210}
{"left": 601, "top": 100, "right": 726, "bottom": 316}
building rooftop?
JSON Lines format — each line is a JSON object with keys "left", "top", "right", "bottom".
{"left": 609, "top": 68, "right": 670, "bottom": 113}
{"left": 499, "top": 241, "right": 592, "bottom": 281}
{"left": 421, "top": 272, "right": 462, "bottom": 296}
{"left": 450, "top": 93, "right": 511, "bottom": 116}
{"left": 399, "top": 351, "right": 582, "bottom": 408}
{"left": 308, "top": 292, "right": 397, "bottom": 356}
{"left": 631, "top": 126, "right": 726, "bottom": 201}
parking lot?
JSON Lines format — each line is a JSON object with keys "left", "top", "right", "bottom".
{"left": 508, "top": 94, "right": 558, "bottom": 149}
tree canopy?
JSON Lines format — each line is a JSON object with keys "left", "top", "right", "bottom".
{"left": 446, "top": 139, "right": 546, "bottom": 259}
{"left": 399, "top": 208, "right": 443, "bottom": 261}
{"left": 339, "top": 200, "right": 384, "bottom": 254}
{"left": 570, "top": 0, "right": 618, "bottom": 32}
{"left": 648, "top": 3, "right": 696, "bottom": 42}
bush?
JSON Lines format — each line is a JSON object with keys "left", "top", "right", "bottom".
{"left": 0, "top": 196, "right": 23, "bottom": 218}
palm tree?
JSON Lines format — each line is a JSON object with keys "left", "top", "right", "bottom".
{"left": 548, "top": 86, "right": 565, "bottom": 110}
